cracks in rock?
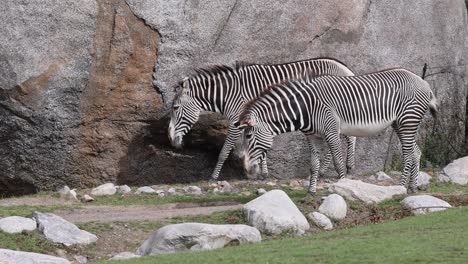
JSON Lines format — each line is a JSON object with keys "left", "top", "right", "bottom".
{"left": 363, "top": 0, "right": 374, "bottom": 22}
{"left": 213, "top": 0, "right": 239, "bottom": 48}
{"left": 311, "top": 16, "right": 339, "bottom": 43}
{"left": 0, "top": 99, "right": 36, "bottom": 125}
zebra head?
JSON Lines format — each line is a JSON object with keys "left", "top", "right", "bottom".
{"left": 237, "top": 116, "right": 274, "bottom": 177}
{"left": 168, "top": 78, "right": 201, "bottom": 149}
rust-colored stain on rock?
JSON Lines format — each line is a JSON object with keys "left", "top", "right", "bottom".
{"left": 74, "top": 0, "right": 162, "bottom": 186}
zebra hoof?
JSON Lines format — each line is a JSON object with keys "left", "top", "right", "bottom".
{"left": 407, "top": 187, "right": 417, "bottom": 194}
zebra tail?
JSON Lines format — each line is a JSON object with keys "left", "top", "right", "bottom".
{"left": 428, "top": 92, "right": 438, "bottom": 118}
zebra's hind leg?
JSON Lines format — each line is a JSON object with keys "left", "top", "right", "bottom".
{"left": 324, "top": 130, "right": 347, "bottom": 180}
{"left": 408, "top": 144, "right": 422, "bottom": 192}
{"left": 210, "top": 125, "right": 241, "bottom": 180}
{"left": 305, "top": 134, "right": 321, "bottom": 195}
{"left": 393, "top": 124, "right": 419, "bottom": 193}
{"left": 345, "top": 136, "right": 356, "bottom": 173}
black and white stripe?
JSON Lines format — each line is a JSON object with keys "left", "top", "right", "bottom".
{"left": 238, "top": 68, "right": 437, "bottom": 193}
{"left": 168, "top": 58, "right": 356, "bottom": 180}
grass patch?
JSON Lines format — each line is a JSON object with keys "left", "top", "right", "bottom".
{"left": 170, "top": 209, "right": 247, "bottom": 226}
{"left": 0, "top": 231, "right": 60, "bottom": 254}
{"left": 101, "top": 206, "right": 468, "bottom": 264}
{"left": 425, "top": 180, "right": 468, "bottom": 194}
{"left": 0, "top": 204, "right": 78, "bottom": 218}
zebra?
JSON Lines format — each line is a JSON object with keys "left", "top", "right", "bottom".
{"left": 168, "top": 58, "right": 357, "bottom": 180}
{"left": 236, "top": 68, "right": 437, "bottom": 194}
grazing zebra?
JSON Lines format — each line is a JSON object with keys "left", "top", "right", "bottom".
{"left": 168, "top": 58, "right": 356, "bottom": 180}
{"left": 237, "top": 68, "right": 437, "bottom": 194}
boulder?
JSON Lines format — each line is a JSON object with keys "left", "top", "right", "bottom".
{"left": 401, "top": 195, "right": 452, "bottom": 215}
{"left": 318, "top": 194, "right": 347, "bottom": 220}
{"left": 137, "top": 223, "right": 261, "bottom": 255}
{"left": 33, "top": 212, "right": 97, "bottom": 246}
{"left": 243, "top": 190, "right": 310, "bottom": 235}
{"left": 117, "top": 185, "right": 132, "bottom": 194}
{"left": 217, "top": 181, "right": 233, "bottom": 192}
{"left": 308, "top": 212, "right": 333, "bottom": 230}
{"left": 135, "top": 186, "right": 156, "bottom": 194}
{"left": 375, "top": 171, "right": 393, "bottom": 182}
{"left": 256, "top": 188, "right": 267, "bottom": 195}
{"left": 82, "top": 194, "right": 94, "bottom": 202}
{"left": 329, "top": 179, "right": 407, "bottom": 204}
{"left": 91, "top": 183, "right": 117, "bottom": 196}
{"left": 184, "top": 186, "right": 203, "bottom": 195}
{"left": 0, "top": 216, "right": 36, "bottom": 234}
{"left": 417, "top": 171, "right": 432, "bottom": 189}
{"left": 0, "top": 249, "right": 70, "bottom": 264}
{"left": 166, "top": 188, "right": 178, "bottom": 196}
{"left": 440, "top": 156, "right": 468, "bottom": 185}
{"left": 110, "top": 252, "right": 141, "bottom": 261}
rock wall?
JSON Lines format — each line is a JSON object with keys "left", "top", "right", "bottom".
{"left": 0, "top": 0, "right": 467, "bottom": 195}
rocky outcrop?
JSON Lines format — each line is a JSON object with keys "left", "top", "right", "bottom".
{"left": 137, "top": 223, "right": 261, "bottom": 255}
{"left": 439, "top": 156, "right": 468, "bottom": 185}
{"left": 0, "top": 0, "right": 466, "bottom": 194}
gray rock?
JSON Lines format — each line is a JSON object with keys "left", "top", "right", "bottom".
{"left": 33, "top": 212, "right": 97, "bottom": 246}
{"left": 0, "top": 249, "right": 70, "bottom": 264}
{"left": 117, "top": 185, "right": 132, "bottom": 194}
{"left": 184, "top": 186, "right": 203, "bottom": 195}
{"left": 166, "top": 188, "right": 177, "bottom": 196}
{"left": 308, "top": 212, "right": 333, "bottom": 230}
{"left": 57, "top": 186, "right": 78, "bottom": 200}
{"left": 82, "top": 194, "right": 94, "bottom": 202}
{"left": 0, "top": 216, "right": 36, "bottom": 234}
{"left": 417, "top": 171, "right": 432, "bottom": 189}
{"left": 318, "top": 194, "right": 347, "bottom": 220}
{"left": 329, "top": 179, "right": 407, "bottom": 204}
{"left": 135, "top": 186, "right": 156, "bottom": 194}
{"left": 110, "top": 252, "right": 141, "bottom": 261}
{"left": 375, "top": 171, "right": 393, "bottom": 182}
{"left": 401, "top": 195, "right": 452, "bottom": 215}
{"left": 91, "top": 183, "right": 117, "bottom": 196}
{"left": 137, "top": 223, "right": 261, "bottom": 255}
{"left": 243, "top": 189, "right": 310, "bottom": 235}
{"left": 440, "top": 156, "right": 468, "bottom": 185}
{"left": 125, "top": 0, "right": 467, "bottom": 181}
{"left": 218, "top": 181, "right": 233, "bottom": 192}
{"left": 74, "top": 255, "right": 87, "bottom": 264}
{"left": 256, "top": 188, "right": 267, "bottom": 195}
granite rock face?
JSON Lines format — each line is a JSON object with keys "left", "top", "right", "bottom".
{"left": 1, "top": 0, "right": 466, "bottom": 194}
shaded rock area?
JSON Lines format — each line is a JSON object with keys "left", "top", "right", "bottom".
{"left": 0, "top": 249, "right": 70, "bottom": 264}
{"left": 137, "top": 223, "right": 261, "bottom": 255}
{"left": 0, "top": 0, "right": 467, "bottom": 194}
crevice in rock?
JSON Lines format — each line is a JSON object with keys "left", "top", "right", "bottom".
{"left": 311, "top": 16, "right": 339, "bottom": 42}
{"left": 213, "top": 0, "right": 239, "bottom": 48}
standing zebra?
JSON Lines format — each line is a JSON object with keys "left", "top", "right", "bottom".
{"left": 168, "top": 58, "right": 356, "bottom": 180}
{"left": 237, "top": 68, "right": 437, "bottom": 194}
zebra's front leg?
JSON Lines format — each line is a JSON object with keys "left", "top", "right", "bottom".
{"left": 210, "top": 125, "right": 241, "bottom": 180}
{"left": 259, "top": 154, "right": 269, "bottom": 179}
{"left": 306, "top": 134, "right": 321, "bottom": 195}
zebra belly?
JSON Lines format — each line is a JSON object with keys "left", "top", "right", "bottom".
{"left": 340, "top": 120, "right": 393, "bottom": 137}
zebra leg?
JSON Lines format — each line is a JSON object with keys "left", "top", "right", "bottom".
{"left": 394, "top": 125, "right": 419, "bottom": 193}
{"left": 259, "top": 154, "right": 269, "bottom": 179}
{"left": 324, "top": 130, "right": 347, "bottom": 180}
{"left": 319, "top": 149, "right": 332, "bottom": 176}
{"left": 345, "top": 136, "right": 356, "bottom": 173}
{"left": 210, "top": 125, "right": 241, "bottom": 180}
{"left": 305, "top": 134, "right": 321, "bottom": 195}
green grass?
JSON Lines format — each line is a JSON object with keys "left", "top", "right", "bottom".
{"left": 101, "top": 206, "right": 468, "bottom": 264}
{"left": 170, "top": 209, "right": 247, "bottom": 226}
{"left": 0, "top": 231, "right": 61, "bottom": 254}
{"left": 425, "top": 180, "right": 468, "bottom": 194}
{"left": 0, "top": 204, "right": 79, "bottom": 218}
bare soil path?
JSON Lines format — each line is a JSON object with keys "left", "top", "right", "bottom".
{"left": 54, "top": 202, "right": 243, "bottom": 223}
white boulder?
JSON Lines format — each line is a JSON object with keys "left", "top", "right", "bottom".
{"left": 117, "top": 185, "right": 132, "bottom": 194}
{"left": 375, "top": 171, "right": 393, "bottom": 182}
{"left": 243, "top": 189, "right": 310, "bottom": 235}
{"left": 91, "top": 183, "right": 117, "bottom": 196}
{"left": 318, "top": 194, "right": 347, "bottom": 220}
{"left": 329, "top": 179, "right": 407, "bottom": 204}
{"left": 110, "top": 252, "right": 141, "bottom": 260}
{"left": 0, "top": 249, "right": 70, "bottom": 264}
{"left": 135, "top": 186, "right": 156, "bottom": 194}
{"left": 33, "top": 212, "right": 97, "bottom": 246}
{"left": 256, "top": 188, "right": 267, "bottom": 195}
{"left": 0, "top": 216, "right": 36, "bottom": 234}
{"left": 137, "top": 223, "right": 261, "bottom": 255}
{"left": 417, "top": 171, "right": 432, "bottom": 189}
{"left": 308, "top": 212, "right": 333, "bottom": 230}
{"left": 184, "top": 186, "right": 203, "bottom": 195}
{"left": 440, "top": 156, "right": 468, "bottom": 185}
{"left": 401, "top": 195, "right": 452, "bottom": 215}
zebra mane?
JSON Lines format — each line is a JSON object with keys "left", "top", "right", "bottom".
{"left": 193, "top": 64, "right": 235, "bottom": 76}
